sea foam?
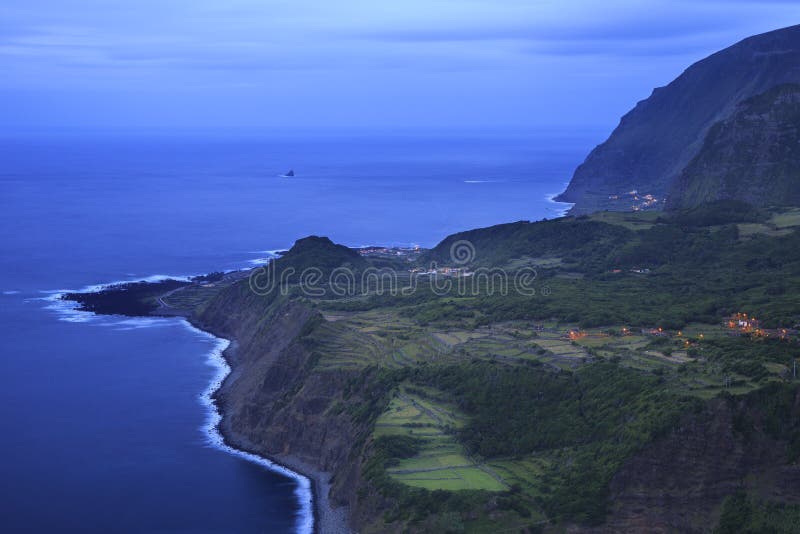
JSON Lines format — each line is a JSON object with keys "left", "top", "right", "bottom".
{"left": 37, "top": 274, "right": 196, "bottom": 325}
{"left": 545, "top": 190, "right": 574, "bottom": 218}
{"left": 247, "top": 249, "right": 283, "bottom": 266}
{"left": 37, "top": 272, "right": 316, "bottom": 533}
{"left": 183, "top": 321, "right": 314, "bottom": 534}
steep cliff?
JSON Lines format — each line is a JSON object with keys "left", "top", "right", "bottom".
{"left": 587, "top": 384, "right": 800, "bottom": 533}
{"left": 195, "top": 284, "right": 356, "bottom": 532}
{"left": 194, "top": 278, "right": 401, "bottom": 533}
{"left": 667, "top": 84, "right": 800, "bottom": 210}
{"left": 557, "top": 24, "right": 800, "bottom": 213}
{"left": 199, "top": 279, "right": 800, "bottom": 533}
{"left": 186, "top": 220, "right": 800, "bottom": 532}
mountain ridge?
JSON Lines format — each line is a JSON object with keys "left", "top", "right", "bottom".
{"left": 667, "top": 83, "right": 800, "bottom": 209}
{"left": 557, "top": 24, "right": 800, "bottom": 213}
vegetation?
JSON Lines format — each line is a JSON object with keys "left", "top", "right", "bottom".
{"left": 716, "top": 492, "right": 800, "bottom": 534}
{"left": 671, "top": 84, "right": 800, "bottom": 210}
{"left": 76, "top": 202, "right": 800, "bottom": 531}
{"left": 273, "top": 235, "right": 368, "bottom": 278}
{"left": 308, "top": 204, "right": 800, "bottom": 530}
{"left": 62, "top": 278, "right": 191, "bottom": 315}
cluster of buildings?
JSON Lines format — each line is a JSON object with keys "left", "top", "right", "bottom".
{"left": 641, "top": 327, "right": 667, "bottom": 336}
{"left": 408, "top": 266, "right": 474, "bottom": 277}
{"left": 607, "top": 189, "right": 663, "bottom": 211}
{"left": 727, "top": 312, "right": 760, "bottom": 333}
{"left": 609, "top": 267, "right": 651, "bottom": 274}
{"left": 567, "top": 330, "right": 588, "bottom": 341}
{"left": 725, "top": 312, "right": 797, "bottom": 339}
{"left": 358, "top": 246, "right": 421, "bottom": 258}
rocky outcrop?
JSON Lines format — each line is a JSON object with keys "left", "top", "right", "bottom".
{"left": 584, "top": 387, "right": 800, "bottom": 533}
{"left": 557, "top": 24, "right": 800, "bottom": 214}
{"left": 667, "top": 84, "right": 800, "bottom": 210}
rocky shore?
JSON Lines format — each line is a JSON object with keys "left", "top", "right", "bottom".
{"left": 195, "top": 317, "right": 352, "bottom": 534}
{"left": 64, "top": 276, "right": 354, "bottom": 534}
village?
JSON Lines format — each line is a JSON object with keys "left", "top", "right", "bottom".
{"left": 408, "top": 266, "right": 475, "bottom": 277}
{"left": 563, "top": 312, "right": 800, "bottom": 346}
{"left": 357, "top": 245, "right": 422, "bottom": 259}
{"left": 607, "top": 189, "right": 663, "bottom": 211}
{"left": 356, "top": 247, "right": 478, "bottom": 278}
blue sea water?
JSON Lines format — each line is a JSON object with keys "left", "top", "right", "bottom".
{"left": 0, "top": 128, "right": 598, "bottom": 533}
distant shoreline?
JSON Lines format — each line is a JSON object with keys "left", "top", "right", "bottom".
{"left": 545, "top": 190, "right": 574, "bottom": 218}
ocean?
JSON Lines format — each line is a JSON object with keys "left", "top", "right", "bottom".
{"left": 0, "top": 128, "right": 599, "bottom": 533}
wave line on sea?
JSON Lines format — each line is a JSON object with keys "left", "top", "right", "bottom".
{"left": 544, "top": 189, "right": 574, "bottom": 218}
{"left": 184, "top": 321, "right": 315, "bottom": 534}
{"left": 35, "top": 275, "right": 315, "bottom": 533}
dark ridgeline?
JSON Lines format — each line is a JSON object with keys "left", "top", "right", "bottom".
{"left": 557, "top": 24, "right": 800, "bottom": 213}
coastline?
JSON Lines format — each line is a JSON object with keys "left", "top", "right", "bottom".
{"left": 185, "top": 317, "right": 351, "bottom": 534}
{"left": 47, "top": 276, "right": 345, "bottom": 534}
{"left": 545, "top": 190, "right": 574, "bottom": 218}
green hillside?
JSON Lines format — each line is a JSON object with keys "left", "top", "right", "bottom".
{"left": 193, "top": 202, "right": 800, "bottom": 533}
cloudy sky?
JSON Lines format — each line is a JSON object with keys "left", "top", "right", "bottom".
{"left": 1, "top": 0, "right": 798, "bottom": 131}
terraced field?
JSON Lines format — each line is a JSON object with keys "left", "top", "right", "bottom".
{"left": 160, "top": 271, "right": 249, "bottom": 312}
{"left": 489, "top": 456, "right": 553, "bottom": 499}
{"left": 734, "top": 207, "right": 800, "bottom": 239}
{"left": 309, "top": 310, "right": 727, "bottom": 375}
{"left": 162, "top": 284, "right": 224, "bottom": 310}
{"left": 312, "top": 307, "right": 780, "bottom": 404}
{"left": 589, "top": 210, "right": 661, "bottom": 231}
{"left": 769, "top": 207, "right": 800, "bottom": 229}
{"left": 308, "top": 319, "right": 388, "bottom": 370}
{"left": 374, "top": 388, "right": 507, "bottom": 492}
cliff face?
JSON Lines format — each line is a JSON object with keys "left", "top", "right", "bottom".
{"left": 202, "top": 279, "right": 800, "bottom": 534}
{"left": 195, "top": 284, "right": 377, "bottom": 533}
{"left": 586, "top": 387, "right": 800, "bottom": 533}
{"left": 189, "top": 228, "right": 800, "bottom": 532}
{"left": 557, "top": 24, "right": 800, "bottom": 214}
{"left": 667, "top": 84, "right": 800, "bottom": 210}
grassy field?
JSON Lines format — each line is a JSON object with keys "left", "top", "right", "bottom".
{"left": 160, "top": 271, "right": 250, "bottom": 312}
{"left": 311, "top": 305, "right": 791, "bottom": 401}
{"left": 589, "top": 210, "right": 661, "bottom": 230}
{"left": 306, "top": 300, "right": 794, "bottom": 526}
{"left": 312, "top": 311, "right": 591, "bottom": 370}
{"left": 736, "top": 222, "right": 793, "bottom": 239}
{"left": 769, "top": 207, "right": 800, "bottom": 229}
{"left": 734, "top": 207, "right": 800, "bottom": 239}
{"left": 150, "top": 202, "right": 800, "bottom": 532}
{"left": 163, "top": 284, "right": 224, "bottom": 309}
{"left": 374, "top": 388, "right": 507, "bottom": 492}
{"left": 504, "top": 256, "right": 564, "bottom": 270}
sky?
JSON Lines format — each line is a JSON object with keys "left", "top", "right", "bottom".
{"left": 1, "top": 0, "right": 799, "bottom": 132}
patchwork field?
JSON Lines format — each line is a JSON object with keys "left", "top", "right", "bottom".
{"left": 160, "top": 271, "right": 249, "bottom": 312}
{"left": 589, "top": 210, "right": 661, "bottom": 231}
{"left": 311, "top": 305, "right": 790, "bottom": 407}
{"left": 769, "top": 207, "right": 800, "bottom": 229}
{"left": 374, "top": 388, "right": 507, "bottom": 492}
